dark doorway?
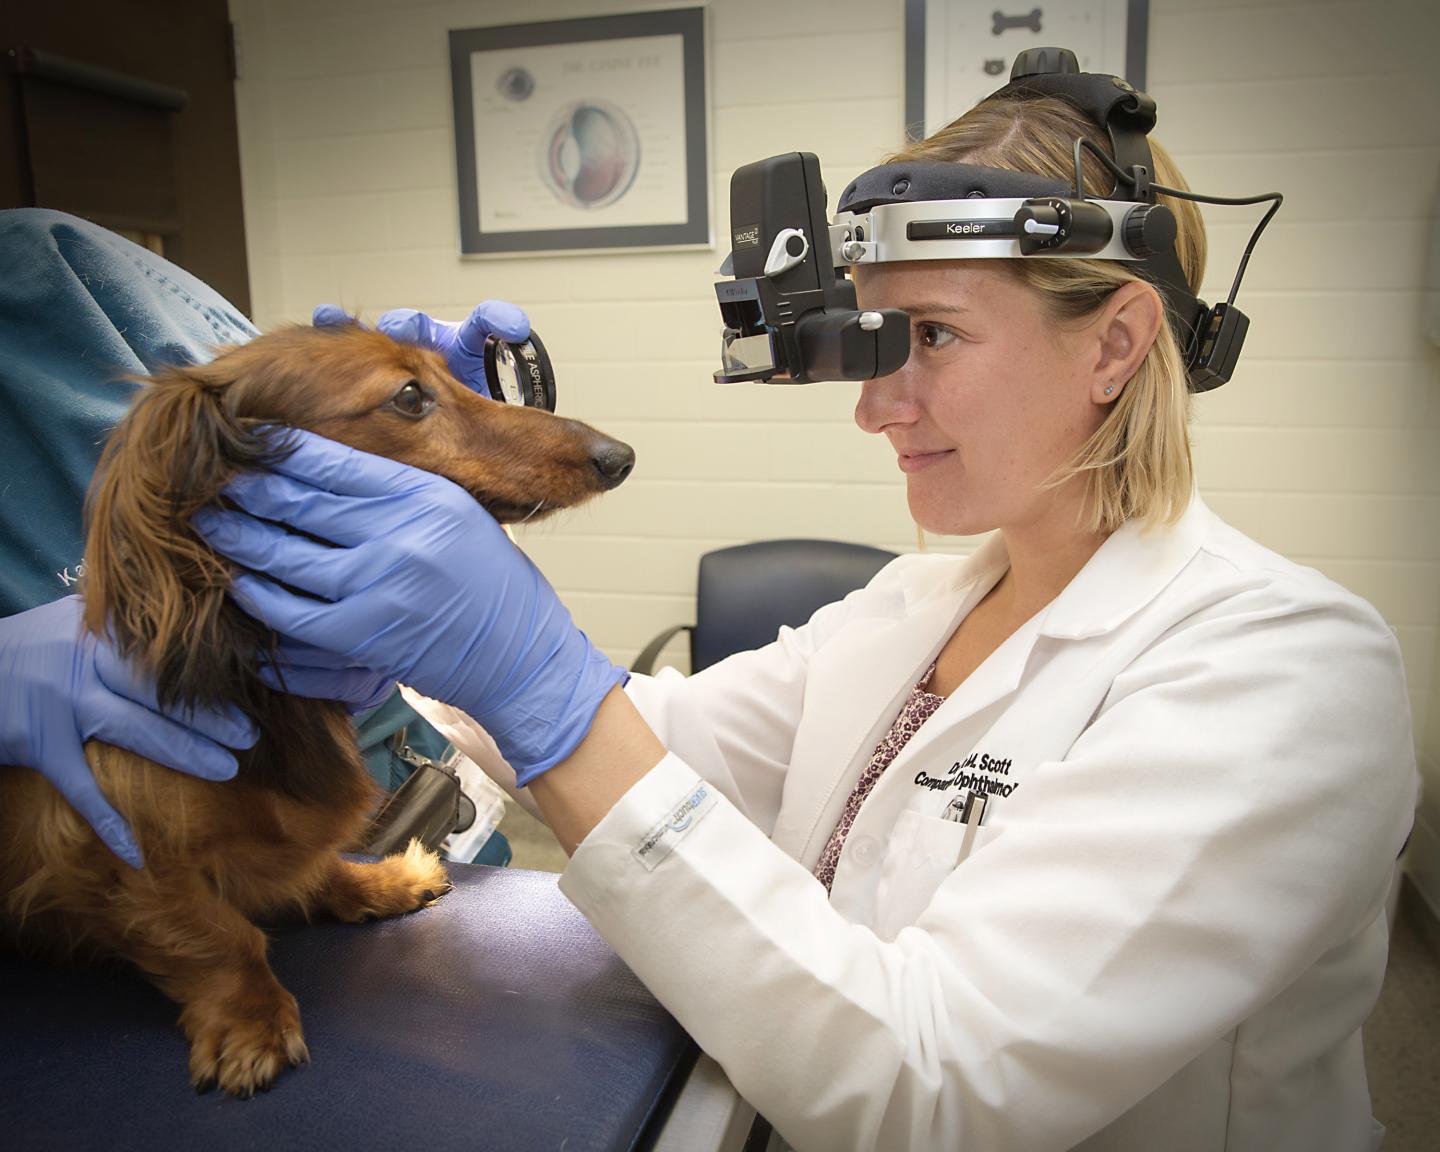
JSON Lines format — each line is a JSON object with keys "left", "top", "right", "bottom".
{"left": 1, "top": 0, "right": 250, "bottom": 313}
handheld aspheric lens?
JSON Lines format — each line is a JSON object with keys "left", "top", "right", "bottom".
{"left": 483, "top": 331, "right": 557, "bottom": 413}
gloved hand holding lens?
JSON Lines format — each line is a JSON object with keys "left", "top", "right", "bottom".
{"left": 313, "top": 301, "right": 556, "bottom": 413}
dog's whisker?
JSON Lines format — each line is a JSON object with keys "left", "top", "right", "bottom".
{"left": 516, "top": 499, "right": 547, "bottom": 525}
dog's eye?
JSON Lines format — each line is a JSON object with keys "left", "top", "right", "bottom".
{"left": 389, "top": 381, "right": 433, "bottom": 418}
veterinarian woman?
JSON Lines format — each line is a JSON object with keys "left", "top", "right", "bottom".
{"left": 193, "top": 73, "right": 1418, "bottom": 1151}
{"left": 12, "top": 72, "right": 1418, "bottom": 1152}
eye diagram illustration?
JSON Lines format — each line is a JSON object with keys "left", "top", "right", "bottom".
{"left": 541, "top": 99, "right": 642, "bottom": 210}
{"left": 497, "top": 67, "right": 536, "bottom": 102}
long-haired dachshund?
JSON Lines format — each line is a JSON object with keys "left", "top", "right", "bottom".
{"left": 0, "top": 322, "right": 634, "bottom": 1096}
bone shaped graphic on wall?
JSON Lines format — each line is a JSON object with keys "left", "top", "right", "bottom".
{"left": 993, "top": 8, "right": 1043, "bottom": 35}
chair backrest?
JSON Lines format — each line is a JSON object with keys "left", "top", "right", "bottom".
{"left": 691, "top": 538, "right": 898, "bottom": 672}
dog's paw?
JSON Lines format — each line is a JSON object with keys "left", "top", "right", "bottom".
{"left": 183, "top": 985, "right": 310, "bottom": 1098}
{"left": 396, "top": 837, "right": 453, "bottom": 909}
{"left": 327, "top": 840, "right": 452, "bottom": 924}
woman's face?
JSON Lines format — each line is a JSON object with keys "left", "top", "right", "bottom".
{"left": 853, "top": 261, "right": 1107, "bottom": 538}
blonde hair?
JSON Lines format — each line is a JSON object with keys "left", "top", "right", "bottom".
{"left": 890, "top": 95, "right": 1205, "bottom": 532}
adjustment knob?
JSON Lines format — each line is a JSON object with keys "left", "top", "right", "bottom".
{"left": 1122, "top": 204, "right": 1177, "bottom": 258}
{"left": 1010, "top": 47, "right": 1080, "bottom": 81}
{"left": 1015, "top": 197, "right": 1113, "bottom": 256}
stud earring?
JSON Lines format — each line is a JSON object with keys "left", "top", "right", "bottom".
{"left": 1104, "top": 386, "right": 1114, "bottom": 395}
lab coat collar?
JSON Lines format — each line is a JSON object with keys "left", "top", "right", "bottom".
{"left": 1037, "top": 493, "right": 1216, "bottom": 641}
{"left": 903, "top": 530, "right": 1010, "bottom": 614}
{"left": 779, "top": 499, "right": 1213, "bottom": 865}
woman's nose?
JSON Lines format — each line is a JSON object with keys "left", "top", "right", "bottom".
{"left": 854, "top": 365, "right": 918, "bottom": 434}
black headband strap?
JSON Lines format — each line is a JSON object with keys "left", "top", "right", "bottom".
{"left": 984, "top": 66, "right": 1157, "bottom": 201}
{"left": 837, "top": 161, "right": 1069, "bottom": 215}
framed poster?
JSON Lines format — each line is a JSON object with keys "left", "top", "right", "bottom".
{"left": 904, "top": 0, "right": 1149, "bottom": 140}
{"left": 449, "top": 8, "right": 709, "bottom": 257}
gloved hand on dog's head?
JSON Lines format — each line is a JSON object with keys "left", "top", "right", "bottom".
{"left": 260, "top": 637, "right": 396, "bottom": 716}
{"left": 313, "top": 301, "right": 530, "bottom": 397}
{"left": 0, "top": 596, "right": 259, "bottom": 868}
{"left": 193, "top": 430, "right": 628, "bottom": 786}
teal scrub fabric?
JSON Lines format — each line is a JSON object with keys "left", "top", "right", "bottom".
{"left": 0, "top": 208, "right": 258, "bottom": 617}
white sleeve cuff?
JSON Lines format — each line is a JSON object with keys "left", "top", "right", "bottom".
{"left": 559, "top": 753, "right": 718, "bottom": 902}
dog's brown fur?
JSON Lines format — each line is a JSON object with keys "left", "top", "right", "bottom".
{"left": 0, "top": 323, "right": 633, "bottom": 1096}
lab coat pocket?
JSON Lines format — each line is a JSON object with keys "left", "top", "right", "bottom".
{"left": 875, "top": 810, "right": 998, "bottom": 941}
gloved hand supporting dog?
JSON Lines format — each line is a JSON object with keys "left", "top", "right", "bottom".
{"left": 0, "top": 596, "right": 259, "bottom": 867}
{"left": 261, "top": 637, "right": 396, "bottom": 716}
{"left": 194, "top": 431, "right": 628, "bottom": 785}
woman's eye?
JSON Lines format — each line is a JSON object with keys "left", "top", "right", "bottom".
{"left": 390, "top": 381, "right": 433, "bottom": 417}
{"left": 915, "top": 322, "right": 958, "bottom": 350}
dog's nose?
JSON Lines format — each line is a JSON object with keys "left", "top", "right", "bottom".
{"left": 591, "top": 440, "right": 635, "bottom": 489}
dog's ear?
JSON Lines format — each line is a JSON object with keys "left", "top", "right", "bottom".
{"left": 82, "top": 353, "right": 281, "bottom": 713}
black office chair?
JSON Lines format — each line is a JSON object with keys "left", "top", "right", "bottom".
{"left": 632, "top": 538, "right": 898, "bottom": 675}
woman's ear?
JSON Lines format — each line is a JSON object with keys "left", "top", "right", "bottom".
{"left": 1089, "top": 280, "right": 1164, "bottom": 404}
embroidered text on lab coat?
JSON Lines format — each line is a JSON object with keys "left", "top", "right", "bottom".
{"left": 914, "top": 751, "right": 1020, "bottom": 799}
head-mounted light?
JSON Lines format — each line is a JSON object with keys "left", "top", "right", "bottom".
{"left": 713, "top": 47, "right": 1281, "bottom": 393}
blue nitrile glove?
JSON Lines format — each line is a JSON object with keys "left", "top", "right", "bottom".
{"left": 0, "top": 597, "right": 259, "bottom": 868}
{"left": 193, "top": 430, "right": 627, "bottom": 785}
{"left": 260, "top": 638, "right": 395, "bottom": 716}
{"left": 312, "top": 302, "right": 530, "bottom": 395}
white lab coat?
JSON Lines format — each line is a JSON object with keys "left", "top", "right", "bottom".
{"left": 414, "top": 496, "right": 1416, "bottom": 1152}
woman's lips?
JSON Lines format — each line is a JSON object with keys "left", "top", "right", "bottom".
{"left": 897, "top": 449, "right": 954, "bottom": 473}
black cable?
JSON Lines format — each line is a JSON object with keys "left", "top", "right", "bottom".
{"left": 1072, "top": 136, "right": 1092, "bottom": 201}
{"left": 1073, "top": 136, "right": 1283, "bottom": 309}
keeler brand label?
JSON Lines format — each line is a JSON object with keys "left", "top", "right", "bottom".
{"left": 906, "top": 219, "right": 1015, "bottom": 240}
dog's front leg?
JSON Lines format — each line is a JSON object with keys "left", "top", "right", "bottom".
{"left": 108, "top": 866, "right": 309, "bottom": 1097}
{"left": 307, "top": 839, "right": 451, "bottom": 923}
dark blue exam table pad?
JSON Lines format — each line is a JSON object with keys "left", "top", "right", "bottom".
{"left": 0, "top": 864, "right": 695, "bottom": 1151}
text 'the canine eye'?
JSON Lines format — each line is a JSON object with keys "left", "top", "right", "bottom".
{"left": 390, "top": 381, "right": 434, "bottom": 418}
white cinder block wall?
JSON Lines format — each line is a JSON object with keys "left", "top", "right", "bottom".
{"left": 228, "top": 0, "right": 1440, "bottom": 911}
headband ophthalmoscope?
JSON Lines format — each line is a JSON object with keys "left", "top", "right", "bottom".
{"left": 712, "top": 47, "right": 1281, "bottom": 394}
